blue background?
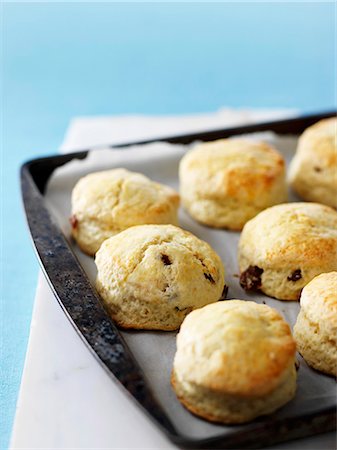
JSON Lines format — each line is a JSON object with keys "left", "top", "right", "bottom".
{"left": 2, "top": 2, "right": 336, "bottom": 448}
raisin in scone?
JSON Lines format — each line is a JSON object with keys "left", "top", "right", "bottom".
{"left": 95, "top": 224, "right": 226, "bottom": 330}
{"left": 179, "top": 139, "right": 287, "bottom": 230}
{"left": 294, "top": 272, "right": 337, "bottom": 376}
{"left": 238, "top": 203, "right": 337, "bottom": 300}
{"left": 289, "top": 117, "right": 337, "bottom": 208}
{"left": 70, "top": 168, "right": 180, "bottom": 255}
{"left": 172, "top": 301, "right": 296, "bottom": 423}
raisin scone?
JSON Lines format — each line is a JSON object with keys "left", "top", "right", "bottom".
{"left": 238, "top": 203, "right": 337, "bottom": 300}
{"left": 70, "top": 168, "right": 180, "bottom": 255}
{"left": 294, "top": 272, "right": 337, "bottom": 376}
{"left": 179, "top": 138, "right": 287, "bottom": 230}
{"left": 289, "top": 117, "right": 337, "bottom": 208}
{"left": 95, "top": 224, "right": 226, "bottom": 330}
{"left": 172, "top": 301, "right": 296, "bottom": 424}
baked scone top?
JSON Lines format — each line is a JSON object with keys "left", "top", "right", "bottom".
{"left": 239, "top": 202, "right": 337, "bottom": 269}
{"left": 72, "top": 168, "right": 179, "bottom": 226}
{"left": 179, "top": 139, "right": 285, "bottom": 202}
{"left": 300, "top": 272, "right": 337, "bottom": 337}
{"left": 174, "top": 301, "right": 296, "bottom": 397}
{"left": 297, "top": 117, "right": 337, "bottom": 165}
{"left": 95, "top": 224, "right": 225, "bottom": 312}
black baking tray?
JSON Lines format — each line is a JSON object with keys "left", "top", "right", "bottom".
{"left": 21, "top": 111, "right": 336, "bottom": 449}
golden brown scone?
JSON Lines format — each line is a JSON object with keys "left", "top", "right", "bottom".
{"left": 294, "top": 272, "right": 337, "bottom": 376}
{"left": 95, "top": 224, "right": 226, "bottom": 330}
{"left": 70, "top": 169, "right": 180, "bottom": 255}
{"left": 172, "top": 301, "right": 297, "bottom": 424}
{"left": 179, "top": 139, "right": 287, "bottom": 230}
{"left": 289, "top": 117, "right": 337, "bottom": 208}
{"left": 238, "top": 202, "right": 337, "bottom": 300}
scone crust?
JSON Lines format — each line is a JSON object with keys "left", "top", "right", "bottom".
{"left": 173, "top": 301, "right": 296, "bottom": 396}
{"left": 238, "top": 203, "right": 337, "bottom": 300}
{"left": 71, "top": 168, "right": 180, "bottom": 255}
{"left": 95, "top": 224, "right": 225, "bottom": 330}
{"left": 172, "top": 301, "right": 296, "bottom": 423}
{"left": 171, "top": 366, "right": 296, "bottom": 424}
{"left": 293, "top": 272, "right": 337, "bottom": 376}
{"left": 179, "top": 139, "right": 287, "bottom": 230}
{"left": 289, "top": 117, "right": 337, "bottom": 208}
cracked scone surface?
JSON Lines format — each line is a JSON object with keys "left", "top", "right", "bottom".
{"left": 95, "top": 224, "right": 226, "bottom": 330}
{"left": 239, "top": 203, "right": 337, "bottom": 300}
{"left": 289, "top": 118, "right": 337, "bottom": 208}
{"left": 294, "top": 272, "right": 337, "bottom": 376}
{"left": 70, "top": 168, "right": 180, "bottom": 255}
{"left": 179, "top": 138, "right": 287, "bottom": 230}
{"left": 172, "top": 300, "right": 296, "bottom": 424}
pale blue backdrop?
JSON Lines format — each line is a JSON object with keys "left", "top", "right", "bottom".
{"left": 2, "top": 2, "right": 336, "bottom": 449}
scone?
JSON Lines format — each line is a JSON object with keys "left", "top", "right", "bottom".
{"left": 293, "top": 272, "right": 337, "bottom": 376}
{"left": 289, "top": 117, "right": 337, "bottom": 208}
{"left": 239, "top": 203, "right": 337, "bottom": 300}
{"left": 179, "top": 139, "right": 287, "bottom": 230}
{"left": 70, "top": 168, "right": 180, "bottom": 255}
{"left": 95, "top": 224, "right": 226, "bottom": 330}
{"left": 172, "top": 301, "right": 296, "bottom": 424}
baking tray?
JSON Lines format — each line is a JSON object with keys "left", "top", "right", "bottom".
{"left": 21, "top": 111, "right": 336, "bottom": 449}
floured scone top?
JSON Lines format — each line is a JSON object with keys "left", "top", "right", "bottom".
{"left": 179, "top": 139, "right": 287, "bottom": 230}
{"left": 294, "top": 272, "right": 337, "bottom": 376}
{"left": 239, "top": 203, "right": 337, "bottom": 300}
{"left": 289, "top": 117, "right": 337, "bottom": 208}
{"left": 70, "top": 168, "right": 180, "bottom": 255}
{"left": 172, "top": 301, "right": 296, "bottom": 423}
{"left": 95, "top": 224, "right": 226, "bottom": 330}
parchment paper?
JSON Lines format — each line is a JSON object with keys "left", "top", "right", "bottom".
{"left": 45, "top": 133, "right": 336, "bottom": 441}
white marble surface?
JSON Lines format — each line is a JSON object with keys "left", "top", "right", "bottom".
{"left": 10, "top": 110, "right": 336, "bottom": 449}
